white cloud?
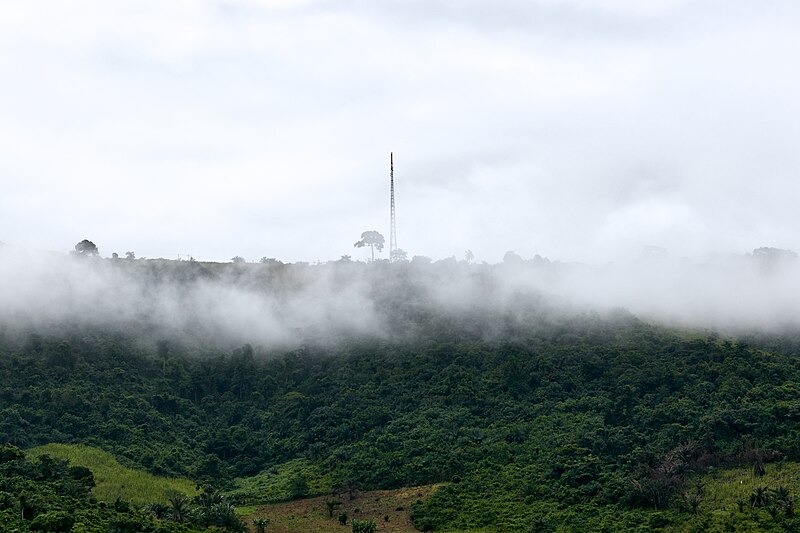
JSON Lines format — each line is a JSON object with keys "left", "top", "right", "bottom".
{"left": 1, "top": 0, "right": 799, "bottom": 262}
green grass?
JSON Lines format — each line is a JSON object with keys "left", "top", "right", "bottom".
{"left": 664, "top": 460, "right": 800, "bottom": 532}
{"left": 698, "top": 460, "right": 800, "bottom": 511}
{"left": 26, "top": 443, "right": 199, "bottom": 506}
{"left": 227, "top": 458, "right": 334, "bottom": 504}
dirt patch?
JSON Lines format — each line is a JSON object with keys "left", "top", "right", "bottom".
{"left": 241, "top": 484, "right": 441, "bottom": 533}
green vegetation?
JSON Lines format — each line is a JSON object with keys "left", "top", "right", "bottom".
{"left": 352, "top": 518, "right": 378, "bottom": 532}
{"left": 26, "top": 443, "right": 199, "bottom": 505}
{"left": 4, "top": 259, "right": 800, "bottom": 530}
{"left": 0, "top": 443, "right": 199, "bottom": 532}
{"left": 663, "top": 460, "right": 800, "bottom": 531}
{"left": 228, "top": 458, "right": 334, "bottom": 504}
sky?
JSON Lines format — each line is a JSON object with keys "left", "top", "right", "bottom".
{"left": 2, "top": 0, "right": 800, "bottom": 264}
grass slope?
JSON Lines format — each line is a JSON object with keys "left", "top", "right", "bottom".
{"left": 27, "top": 443, "right": 199, "bottom": 505}
{"left": 228, "top": 458, "right": 335, "bottom": 504}
{"left": 667, "top": 461, "right": 800, "bottom": 532}
{"left": 241, "top": 484, "right": 446, "bottom": 533}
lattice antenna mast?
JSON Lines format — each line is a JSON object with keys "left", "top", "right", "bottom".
{"left": 389, "top": 152, "right": 397, "bottom": 261}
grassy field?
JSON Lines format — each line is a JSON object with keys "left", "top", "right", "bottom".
{"left": 241, "top": 484, "right": 446, "bottom": 533}
{"left": 227, "top": 458, "right": 335, "bottom": 504}
{"left": 26, "top": 443, "right": 199, "bottom": 506}
{"left": 664, "top": 460, "right": 800, "bottom": 532}
{"left": 699, "top": 460, "right": 800, "bottom": 510}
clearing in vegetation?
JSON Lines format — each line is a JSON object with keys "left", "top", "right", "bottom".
{"left": 666, "top": 460, "right": 800, "bottom": 532}
{"left": 241, "top": 484, "right": 443, "bottom": 533}
{"left": 26, "top": 443, "right": 199, "bottom": 506}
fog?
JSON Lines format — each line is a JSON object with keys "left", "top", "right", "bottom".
{"left": 1, "top": 245, "right": 797, "bottom": 350}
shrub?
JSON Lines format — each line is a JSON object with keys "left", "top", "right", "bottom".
{"left": 352, "top": 518, "right": 378, "bottom": 533}
{"left": 29, "top": 511, "right": 75, "bottom": 532}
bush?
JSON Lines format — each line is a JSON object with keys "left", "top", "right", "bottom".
{"left": 352, "top": 518, "right": 378, "bottom": 533}
{"left": 290, "top": 475, "right": 309, "bottom": 499}
{"left": 29, "top": 511, "right": 75, "bottom": 532}
{"left": 0, "top": 444, "right": 23, "bottom": 463}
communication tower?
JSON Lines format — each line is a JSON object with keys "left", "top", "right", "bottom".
{"left": 389, "top": 152, "right": 398, "bottom": 261}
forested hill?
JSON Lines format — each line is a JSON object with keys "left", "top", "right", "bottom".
{"left": 3, "top": 254, "right": 800, "bottom": 530}
{"left": 1, "top": 247, "right": 799, "bottom": 347}
{"left": 4, "top": 318, "right": 800, "bottom": 529}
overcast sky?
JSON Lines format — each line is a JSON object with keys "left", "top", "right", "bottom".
{"left": 2, "top": 0, "right": 799, "bottom": 263}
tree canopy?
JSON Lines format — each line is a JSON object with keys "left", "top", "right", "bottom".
{"left": 353, "top": 231, "right": 385, "bottom": 261}
{"left": 3, "top": 257, "right": 800, "bottom": 530}
{"left": 74, "top": 239, "right": 99, "bottom": 256}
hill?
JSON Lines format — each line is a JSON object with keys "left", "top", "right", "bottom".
{"left": 3, "top": 257, "right": 800, "bottom": 530}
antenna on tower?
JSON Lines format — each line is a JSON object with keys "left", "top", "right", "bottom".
{"left": 389, "top": 152, "right": 397, "bottom": 262}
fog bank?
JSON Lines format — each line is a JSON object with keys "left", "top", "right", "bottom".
{"left": 0, "top": 246, "right": 797, "bottom": 349}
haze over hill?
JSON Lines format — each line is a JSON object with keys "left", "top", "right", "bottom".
{"left": 1, "top": 245, "right": 797, "bottom": 349}
{"left": 5, "top": 3, "right": 800, "bottom": 532}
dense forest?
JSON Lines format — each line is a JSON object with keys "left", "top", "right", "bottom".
{"left": 3, "top": 251, "right": 800, "bottom": 531}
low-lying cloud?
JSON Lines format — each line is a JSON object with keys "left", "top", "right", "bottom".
{"left": 1, "top": 245, "right": 797, "bottom": 351}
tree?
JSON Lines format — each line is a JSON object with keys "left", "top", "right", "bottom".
{"left": 464, "top": 250, "right": 474, "bottom": 263}
{"left": 29, "top": 511, "right": 74, "bottom": 532}
{"left": 391, "top": 248, "right": 408, "bottom": 262}
{"left": 167, "top": 492, "right": 189, "bottom": 522}
{"left": 157, "top": 340, "right": 170, "bottom": 378}
{"left": 753, "top": 452, "right": 765, "bottom": 477}
{"left": 753, "top": 247, "right": 798, "bottom": 261}
{"left": 750, "top": 486, "right": 771, "bottom": 508}
{"left": 340, "top": 478, "right": 359, "bottom": 501}
{"left": 290, "top": 474, "right": 309, "bottom": 499}
{"left": 231, "top": 256, "right": 245, "bottom": 264}
{"left": 753, "top": 247, "right": 798, "bottom": 273}
{"left": 74, "top": 239, "right": 98, "bottom": 256}
{"left": 326, "top": 500, "right": 340, "bottom": 518}
{"left": 354, "top": 231, "right": 385, "bottom": 261}
{"left": 253, "top": 517, "right": 270, "bottom": 533}
{"left": 125, "top": 251, "right": 135, "bottom": 260}
{"left": 0, "top": 444, "right": 23, "bottom": 463}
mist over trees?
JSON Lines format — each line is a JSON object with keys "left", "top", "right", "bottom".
{"left": 3, "top": 242, "right": 800, "bottom": 531}
{"left": 5, "top": 288, "right": 800, "bottom": 530}
{"left": 0, "top": 244, "right": 798, "bottom": 350}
